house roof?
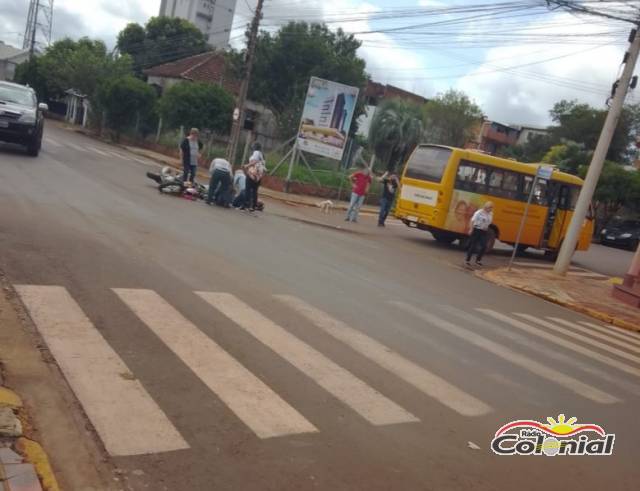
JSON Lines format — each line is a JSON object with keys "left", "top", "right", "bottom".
{"left": 143, "top": 51, "right": 240, "bottom": 95}
{"left": 364, "top": 80, "right": 428, "bottom": 106}
{"left": 0, "top": 41, "right": 28, "bottom": 62}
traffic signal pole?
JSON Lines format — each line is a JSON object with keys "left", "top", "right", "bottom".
{"left": 227, "top": 0, "right": 264, "bottom": 166}
{"left": 553, "top": 26, "right": 640, "bottom": 275}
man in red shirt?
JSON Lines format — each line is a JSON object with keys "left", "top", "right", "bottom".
{"left": 345, "top": 163, "right": 372, "bottom": 223}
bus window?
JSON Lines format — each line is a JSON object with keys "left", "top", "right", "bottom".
{"left": 456, "top": 162, "right": 475, "bottom": 191}
{"left": 405, "top": 146, "right": 452, "bottom": 182}
{"left": 502, "top": 171, "right": 519, "bottom": 199}
{"left": 522, "top": 176, "right": 548, "bottom": 205}
{"left": 488, "top": 169, "right": 504, "bottom": 194}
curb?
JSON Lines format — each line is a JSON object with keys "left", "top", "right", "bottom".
{"left": 15, "top": 438, "right": 61, "bottom": 491}
{"left": 477, "top": 270, "right": 640, "bottom": 333}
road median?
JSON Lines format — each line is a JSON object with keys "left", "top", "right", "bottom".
{"left": 477, "top": 267, "right": 640, "bottom": 333}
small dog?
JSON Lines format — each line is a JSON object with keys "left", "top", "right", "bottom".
{"left": 317, "top": 199, "right": 334, "bottom": 214}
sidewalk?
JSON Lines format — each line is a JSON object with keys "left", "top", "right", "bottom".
{"left": 478, "top": 267, "right": 640, "bottom": 333}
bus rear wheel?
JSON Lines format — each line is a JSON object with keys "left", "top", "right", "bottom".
{"left": 431, "top": 230, "right": 457, "bottom": 245}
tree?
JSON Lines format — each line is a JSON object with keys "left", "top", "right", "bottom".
{"left": 15, "top": 38, "right": 132, "bottom": 102}
{"left": 14, "top": 57, "right": 49, "bottom": 101}
{"left": 549, "top": 99, "right": 632, "bottom": 162}
{"left": 117, "top": 17, "right": 207, "bottom": 76}
{"left": 158, "top": 82, "right": 234, "bottom": 134}
{"left": 96, "top": 76, "right": 157, "bottom": 140}
{"left": 422, "top": 89, "right": 483, "bottom": 147}
{"left": 248, "top": 22, "right": 368, "bottom": 137}
{"left": 369, "top": 98, "right": 423, "bottom": 172}
{"left": 542, "top": 141, "right": 592, "bottom": 175}
{"left": 499, "top": 132, "right": 560, "bottom": 163}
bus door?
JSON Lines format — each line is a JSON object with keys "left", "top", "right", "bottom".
{"left": 545, "top": 183, "right": 571, "bottom": 248}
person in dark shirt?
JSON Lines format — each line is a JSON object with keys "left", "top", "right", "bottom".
{"left": 377, "top": 171, "right": 399, "bottom": 227}
{"left": 179, "top": 128, "right": 203, "bottom": 183}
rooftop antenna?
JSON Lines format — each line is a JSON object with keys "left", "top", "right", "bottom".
{"left": 23, "top": 0, "right": 54, "bottom": 58}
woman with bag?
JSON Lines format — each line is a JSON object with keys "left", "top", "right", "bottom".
{"left": 242, "top": 142, "right": 266, "bottom": 211}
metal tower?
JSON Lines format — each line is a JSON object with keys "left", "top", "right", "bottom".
{"left": 23, "top": 0, "right": 54, "bottom": 55}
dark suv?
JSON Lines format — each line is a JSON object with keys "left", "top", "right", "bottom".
{"left": 600, "top": 218, "right": 640, "bottom": 251}
{"left": 0, "top": 81, "right": 47, "bottom": 156}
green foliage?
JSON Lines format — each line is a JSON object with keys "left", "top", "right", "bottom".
{"left": 369, "top": 98, "right": 423, "bottom": 172}
{"left": 499, "top": 132, "right": 559, "bottom": 163}
{"left": 15, "top": 37, "right": 132, "bottom": 102}
{"left": 248, "top": 22, "right": 368, "bottom": 137}
{"left": 542, "top": 141, "right": 591, "bottom": 175}
{"left": 96, "top": 76, "right": 156, "bottom": 139}
{"left": 117, "top": 17, "right": 207, "bottom": 75}
{"left": 158, "top": 82, "right": 234, "bottom": 134}
{"left": 422, "top": 89, "right": 483, "bottom": 147}
{"left": 13, "top": 57, "right": 49, "bottom": 101}
{"left": 549, "top": 99, "right": 632, "bottom": 162}
{"left": 582, "top": 162, "right": 640, "bottom": 224}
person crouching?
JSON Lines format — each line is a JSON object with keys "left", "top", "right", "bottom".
{"left": 206, "top": 157, "right": 232, "bottom": 207}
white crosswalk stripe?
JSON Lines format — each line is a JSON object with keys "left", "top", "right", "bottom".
{"left": 275, "top": 294, "right": 491, "bottom": 417}
{"left": 515, "top": 314, "right": 640, "bottom": 363}
{"left": 197, "top": 292, "right": 419, "bottom": 426}
{"left": 393, "top": 302, "right": 619, "bottom": 404}
{"left": 480, "top": 310, "right": 640, "bottom": 378}
{"left": 576, "top": 320, "right": 640, "bottom": 346}
{"left": 544, "top": 317, "right": 640, "bottom": 355}
{"left": 15, "top": 285, "right": 189, "bottom": 456}
{"left": 114, "top": 288, "right": 317, "bottom": 439}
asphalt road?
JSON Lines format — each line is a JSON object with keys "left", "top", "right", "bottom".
{"left": 1, "top": 124, "right": 638, "bottom": 491}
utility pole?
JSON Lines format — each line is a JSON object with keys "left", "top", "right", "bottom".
{"left": 227, "top": 0, "right": 264, "bottom": 165}
{"left": 553, "top": 25, "right": 640, "bottom": 275}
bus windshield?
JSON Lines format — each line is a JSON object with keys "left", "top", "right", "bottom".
{"left": 404, "top": 146, "right": 452, "bottom": 183}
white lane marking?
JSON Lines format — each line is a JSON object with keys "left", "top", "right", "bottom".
{"left": 107, "top": 151, "right": 132, "bottom": 161}
{"left": 44, "top": 137, "right": 62, "bottom": 147}
{"left": 275, "top": 295, "right": 491, "bottom": 417}
{"left": 392, "top": 302, "right": 619, "bottom": 404}
{"left": 442, "top": 306, "right": 640, "bottom": 397}
{"left": 65, "top": 142, "right": 87, "bottom": 152}
{"left": 88, "top": 146, "right": 109, "bottom": 156}
{"left": 546, "top": 317, "right": 640, "bottom": 355}
{"left": 133, "top": 157, "right": 150, "bottom": 164}
{"left": 578, "top": 320, "right": 640, "bottom": 346}
{"left": 515, "top": 314, "right": 640, "bottom": 364}
{"left": 114, "top": 289, "right": 316, "bottom": 439}
{"left": 197, "top": 292, "right": 419, "bottom": 426}
{"left": 480, "top": 310, "right": 640, "bottom": 378}
{"left": 15, "top": 285, "right": 188, "bottom": 456}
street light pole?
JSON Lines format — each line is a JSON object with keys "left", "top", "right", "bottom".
{"left": 553, "top": 26, "right": 640, "bottom": 275}
{"left": 227, "top": 0, "right": 264, "bottom": 166}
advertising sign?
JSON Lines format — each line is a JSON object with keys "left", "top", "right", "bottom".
{"left": 296, "top": 77, "right": 360, "bottom": 160}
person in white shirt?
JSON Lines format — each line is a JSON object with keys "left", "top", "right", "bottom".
{"left": 206, "top": 157, "right": 232, "bottom": 206}
{"left": 465, "top": 201, "right": 494, "bottom": 266}
{"left": 242, "top": 142, "right": 266, "bottom": 211}
{"left": 232, "top": 168, "right": 246, "bottom": 208}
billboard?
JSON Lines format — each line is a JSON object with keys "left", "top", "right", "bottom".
{"left": 296, "top": 77, "right": 360, "bottom": 160}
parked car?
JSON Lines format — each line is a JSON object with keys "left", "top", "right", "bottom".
{"left": 0, "top": 80, "right": 47, "bottom": 156}
{"left": 600, "top": 218, "right": 640, "bottom": 250}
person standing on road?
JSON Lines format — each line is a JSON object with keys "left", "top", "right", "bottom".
{"left": 179, "top": 128, "right": 203, "bottom": 183}
{"left": 377, "top": 171, "right": 399, "bottom": 227}
{"left": 206, "top": 157, "right": 232, "bottom": 206}
{"left": 345, "top": 163, "right": 372, "bottom": 223}
{"left": 243, "top": 142, "right": 266, "bottom": 211}
{"left": 465, "top": 201, "right": 494, "bottom": 267}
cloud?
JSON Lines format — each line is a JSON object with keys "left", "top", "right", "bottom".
{"left": 454, "top": 12, "right": 628, "bottom": 126}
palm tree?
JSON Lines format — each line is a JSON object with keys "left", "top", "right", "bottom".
{"left": 368, "top": 98, "right": 423, "bottom": 172}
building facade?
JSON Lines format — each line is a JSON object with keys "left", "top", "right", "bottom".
{"left": 159, "top": 0, "right": 237, "bottom": 49}
{"left": 0, "top": 41, "right": 29, "bottom": 81}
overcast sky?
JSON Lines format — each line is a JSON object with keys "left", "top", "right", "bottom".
{"left": 1, "top": 0, "right": 637, "bottom": 126}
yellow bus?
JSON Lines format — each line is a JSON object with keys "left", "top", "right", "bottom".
{"left": 394, "top": 144, "right": 594, "bottom": 255}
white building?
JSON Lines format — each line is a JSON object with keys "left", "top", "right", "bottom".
{"left": 0, "top": 41, "right": 29, "bottom": 81}
{"left": 159, "top": 0, "right": 237, "bottom": 49}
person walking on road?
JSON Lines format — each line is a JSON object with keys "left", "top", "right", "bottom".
{"left": 345, "top": 163, "right": 372, "bottom": 223}
{"left": 179, "top": 128, "right": 203, "bottom": 184}
{"left": 206, "top": 157, "right": 232, "bottom": 206}
{"left": 465, "top": 201, "right": 494, "bottom": 267}
{"left": 377, "top": 171, "right": 399, "bottom": 227}
{"left": 243, "top": 142, "right": 266, "bottom": 211}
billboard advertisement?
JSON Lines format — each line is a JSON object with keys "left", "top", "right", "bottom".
{"left": 296, "top": 77, "right": 360, "bottom": 160}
